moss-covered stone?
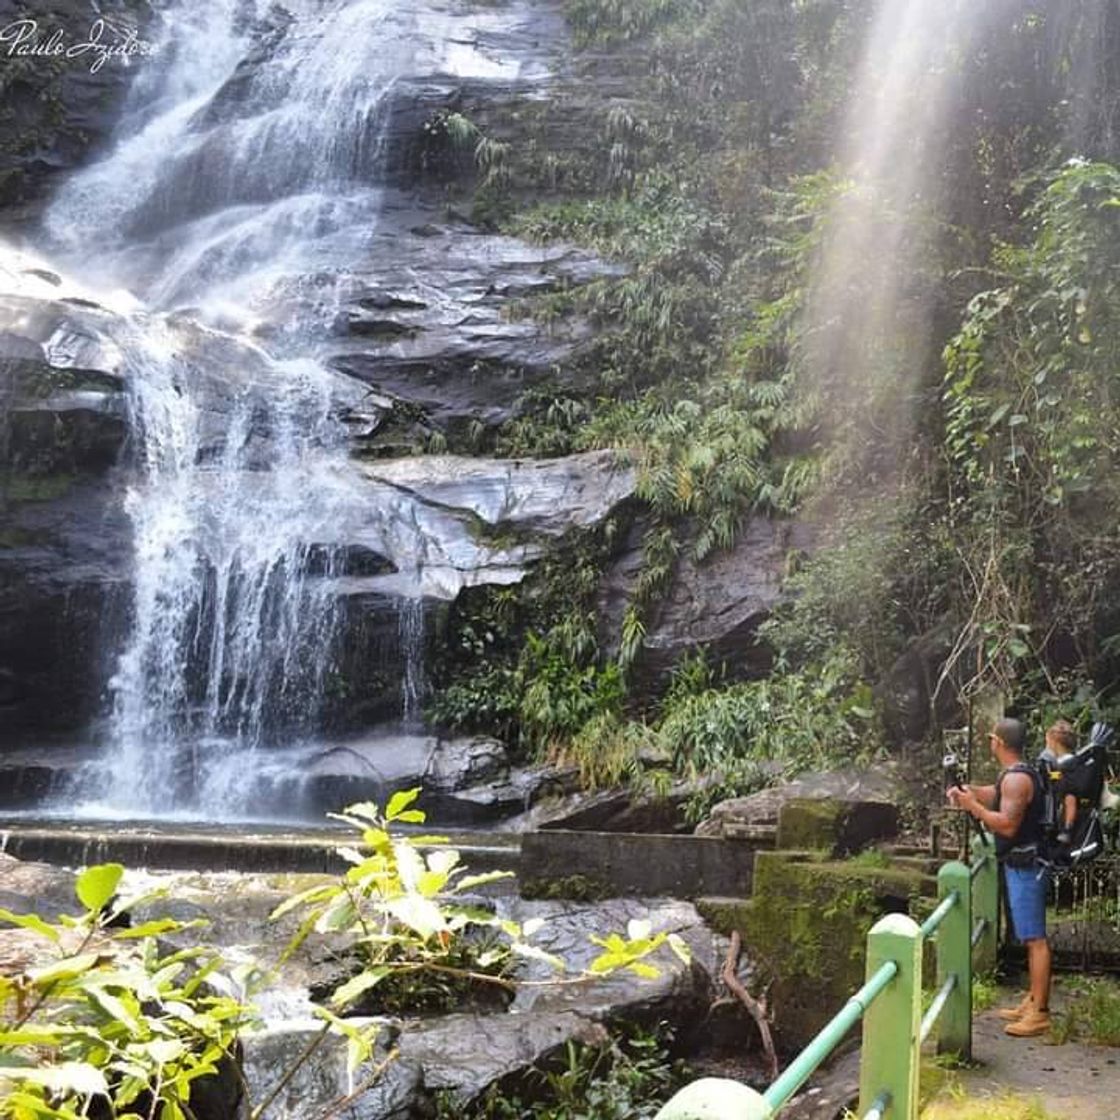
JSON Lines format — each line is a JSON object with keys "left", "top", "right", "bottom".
{"left": 775, "top": 797, "right": 900, "bottom": 856}
{"left": 700, "top": 849, "right": 935, "bottom": 1049}
{"left": 520, "top": 873, "right": 612, "bottom": 902}
{"left": 776, "top": 798, "right": 844, "bottom": 849}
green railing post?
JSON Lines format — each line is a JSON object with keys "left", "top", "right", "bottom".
{"left": 654, "top": 1077, "right": 773, "bottom": 1119}
{"left": 970, "top": 835, "right": 998, "bottom": 975}
{"left": 935, "top": 861, "right": 972, "bottom": 1057}
{"left": 859, "top": 913, "right": 922, "bottom": 1120}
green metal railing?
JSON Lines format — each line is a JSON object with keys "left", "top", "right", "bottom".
{"left": 656, "top": 836, "right": 999, "bottom": 1120}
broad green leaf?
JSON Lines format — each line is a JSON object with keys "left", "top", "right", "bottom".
{"left": 330, "top": 966, "right": 390, "bottom": 1008}
{"left": 315, "top": 895, "right": 357, "bottom": 934}
{"left": 0, "top": 1028, "right": 65, "bottom": 1046}
{"left": 27, "top": 953, "right": 100, "bottom": 986}
{"left": 394, "top": 841, "right": 426, "bottom": 893}
{"left": 667, "top": 933, "right": 692, "bottom": 965}
{"left": 76, "top": 863, "right": 125, "bottom": 913}
{"left": 0, "top": 908, "right": 61, "bottom": 942}
{"left": 111, "top": 918, "right": 195, "bottom": 940}
{"left": 986, "top": 402, "right": 1010, "bottom": 429}
{"left": 385, "top": 788, "right": 422, "bottom": 821}
{"left": 140, "top": 1039, "right": 185, "bottom": 1064}
{"left": 6, "top": 1061, "right": 108, "bottom": 1096}
{"left": 510, "top": 941, "right": 565, "bottom": 971}
{"left": 270, "top": 881, "right": 337, "bottom": 920}
{"left": 336, "top": 802, "right": 384, "bottom": 825}
{"left": 87, "top": 988, "right": 142, "bottom": 1034}
{"left": 425, "top": 849, "right": 459, "bottom": 876}
{"left": 626, "top": 961, "right": 660, "bottom": 979}
{"left": 456, "top": 870, "right": 514, "bottom": 892}
{"left": 385, "top": 895, "right": 446, "bottom": 941}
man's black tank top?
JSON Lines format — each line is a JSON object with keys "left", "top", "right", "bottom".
{"left": 993, "top": 762, "right": 1044, "bottom": 860}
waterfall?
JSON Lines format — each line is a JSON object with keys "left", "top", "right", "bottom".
{"left": 398, "top": 598, "right": 427, "bottom": 729}
{"left": 37, "top": 0, "right": 453, "bottom": 818}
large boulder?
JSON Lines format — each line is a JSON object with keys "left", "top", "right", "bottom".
{"left": 326, "top": 199, "right": 623, "bottom": 441}
{"left": 0, "top": 280, "right": 134, "bottom": 742}
{"left": 695, "top": 768, "right": 902, "bottom": 842}
{"left": 599, "top": 517, "right": 816, "bottom": 691}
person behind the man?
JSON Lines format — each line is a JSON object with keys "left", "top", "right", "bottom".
{"left": 947, "top": 717, "right": 1051, "bottom": 1037}
{"left": 1042, "top": 718, "right": 1081, "bottom": 844}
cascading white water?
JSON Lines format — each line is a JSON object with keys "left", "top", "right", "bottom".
{"left": 37, "top": 0, "right": 501, "bottom": 817}
{"left": 397, "top": 598, "right": 427, "bottom": 729}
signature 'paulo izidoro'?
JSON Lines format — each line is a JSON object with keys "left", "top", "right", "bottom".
{"left": 0, "top": 18, "right": 158, "bottom": 72}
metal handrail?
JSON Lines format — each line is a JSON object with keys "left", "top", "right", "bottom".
{"left": 919, "top": 974, "right": 958, "bottom": 1043}
{"left": 761, "top": 960, "right": 898, "bottom": 1110}
{"left": 920, "top": 889, "right": 959, "bottom": 938}
{"left": 654, "top": 843, "right": 1000, "bottom": 1120}
{"left": 862, "top": 1091, "right": 891, "bottom": 1120}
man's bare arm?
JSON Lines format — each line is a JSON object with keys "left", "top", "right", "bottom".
{"left": 966, "top": 772, "right": 1031, "bottom": 839}
{"left": 970, "top": 783, "right": 997, "bottom": 809}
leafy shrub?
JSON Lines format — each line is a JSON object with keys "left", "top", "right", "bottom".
{"left": 0, "top": 796, "right": 689, "bottom": 1120}
{"left": 0, "top": 863, "right": 254, "bottom": 1120}
{"left": 941, "top": 159, "right": 1120, "bottom": 699}
{"left": 658, "top": 650, "right": 879, "bottom": 779}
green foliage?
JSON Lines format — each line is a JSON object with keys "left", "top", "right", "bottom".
{"left": 440, "top": 1023, "right": 685, "bottom": 1120}
{"left": 762, "top": 492, "right": 954, "bottom": 681}
{"left": 0, "top": 867, "right": 254, "bottom": 1120}
{"left": 970, "top": 973, "right": 999, "bottom": 1013}
{"left": 519, "top": 631, "right": 626, "bottom": 752}
{"left": 430, "top": 541, "right": 625, "bottom": 756}
{"left": 1050, "top": 976, "right": 1120, "bottom": 1046}
{"left": 657, "top": 649, "right": 879, "bottom": 784}
{"left": 942, "top": 159, "right": 1120, "bottom": 698}
{"left": 0, "top": 800, "right": 687, "bottom": 1120}
{"left": 430, "top": 615, "right": 622, "bottom": 757}
{"left": 438, "top": 1, "right": 1120, "bottom": 775}
{"left": 565, "top": 0, "right": 704, "bottom": 47}
{"left": 922, "top": 1092, "right": 1060, "bottom": 1120}
{"left": 275, "top": 793, "right": 688, "bottom": 1012}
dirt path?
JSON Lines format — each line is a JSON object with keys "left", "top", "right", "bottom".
{"left": 933, "top": 991, "right": 1120, "bottom": 1119}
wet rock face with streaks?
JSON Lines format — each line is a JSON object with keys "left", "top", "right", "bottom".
{"left": 0, "top": 0, "right": 638, "bottom": 807}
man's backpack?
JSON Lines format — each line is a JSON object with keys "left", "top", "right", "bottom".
{"left": 1037, "top": 722, "right": 1115, "bottom": 870}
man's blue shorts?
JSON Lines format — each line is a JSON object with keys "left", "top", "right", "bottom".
{"left": 1005, "top": 864, "right": 1050, "bottom": 943}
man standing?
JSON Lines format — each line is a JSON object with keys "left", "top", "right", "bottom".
{"left": 947, "top": 717, "right": 1051, "bottom": 1038}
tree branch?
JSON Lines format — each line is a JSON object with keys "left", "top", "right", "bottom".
{"left": 720, "top": 930, "right": 778, "bottom": 1082}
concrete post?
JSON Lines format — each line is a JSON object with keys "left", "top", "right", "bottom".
{"left": 970, "top": 835, "right": 999, "bottom": 975}
{"left": 654, "top": 1077, "right": 773, "bottom": 1119}
{"left": 859, "top": 913, "right": 922, "bottom": 1120}
{"left": 936, "top": 861, "right": 972, "bottom": 1057}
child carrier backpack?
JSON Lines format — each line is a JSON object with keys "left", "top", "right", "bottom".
{"left": 1037, "top": 721, "right": 1115, "bottom": 870}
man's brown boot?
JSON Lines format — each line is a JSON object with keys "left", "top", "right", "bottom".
{"left": 997, "top": 993, "right": 1034, "bottom": 1022}
{"left": 1005, "top": 1007, "right": 1051, "bottom": 1038}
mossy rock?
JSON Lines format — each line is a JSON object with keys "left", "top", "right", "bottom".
{"left": 519, "top": 874, "right": 611, "bottom": 902}
{"left": 699, "top": 850, "right": 934, "bottom": 1048}
{"left": 776, "top": 797, "right": 899, "bottom": 856}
